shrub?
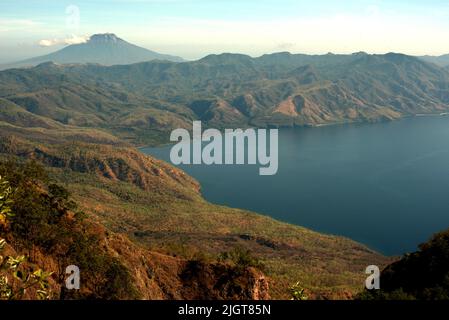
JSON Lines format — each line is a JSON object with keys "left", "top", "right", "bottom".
{"left": 289, "top": 281, "right": 308, "bottom": 300}
{"left": 218, "top": 247, "right": 264, "bottom": 272}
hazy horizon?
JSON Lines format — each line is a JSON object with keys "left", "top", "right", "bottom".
{"left": 3, "top": 35, "right": 446, "bottom": 65}
{"left": 2, "top": 0, "right": 449, "bottom": 63}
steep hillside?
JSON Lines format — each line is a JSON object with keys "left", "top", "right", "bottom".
{"left": 0, "top": 158, "right": 269, "bottom": 300}
{"left": 358, "top": 229, "right": 449, "bottom": 300}
{"left": 0, "top": 131, "right": 391, "bottom": 299}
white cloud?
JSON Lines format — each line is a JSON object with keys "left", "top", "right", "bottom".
{"left": 64, "top": 35, "right": 89, "bottom": 45}
{"left": 38, "top": 35, "right": 89, "bottom": 47}
{"left": 38, "top": 39, "right": 59, "bottom": 47}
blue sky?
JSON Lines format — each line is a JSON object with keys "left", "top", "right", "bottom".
{"left": 1, "top": 0, "right": 449, "bottom": 62}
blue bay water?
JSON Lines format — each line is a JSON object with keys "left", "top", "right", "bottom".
{"left": 141, "top": 116, "right": 449, "bottom": 255}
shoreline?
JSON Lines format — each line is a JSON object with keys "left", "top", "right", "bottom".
{"left": 137, "top": 111, "right": 449, "bottom": 149}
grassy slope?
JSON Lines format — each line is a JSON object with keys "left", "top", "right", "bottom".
{"left": 11, "top": 138, "right": 389, "bottom": 299}
{"left": 0, "top": 158, "right": 270, "bottom": 300}
{"left": 55, "top": 166, "right": 390, "bottom": 299}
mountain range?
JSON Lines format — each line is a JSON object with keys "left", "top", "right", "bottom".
{"left": 0, "top": 33, "right": 184, "bottom": 70}
{"left": 1, "top": 50, "right": 449, "bottom": 145}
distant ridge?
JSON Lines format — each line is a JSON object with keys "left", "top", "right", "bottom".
{"left": 0, "top": 33, "right": 184, "bottom": 70}
{"left": 419, "top": 54, "right": 449, "bottom": 67}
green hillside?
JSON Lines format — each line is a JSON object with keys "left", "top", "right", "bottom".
{"left": 2, "top": 52, "right": 449, "bottom": 145}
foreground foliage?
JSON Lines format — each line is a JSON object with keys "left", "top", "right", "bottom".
{"left": 0, "top": 159, "right": 138, "bottom": 299}
{"left": 0, "top": 175, "right": 52, "bottom": 300}
{"left": 358, "top": 229, "right": 449, "bottom": 300}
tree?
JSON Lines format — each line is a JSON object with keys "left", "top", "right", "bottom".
{"left": 0, "top": 175, "right": 14, "bottom": 228}
{"left": 0, "top": 175, "right": 52, "bottom": 300}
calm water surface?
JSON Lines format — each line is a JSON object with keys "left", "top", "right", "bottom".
{"left": 141, "top": 116, "right": 449, "bottom": 255}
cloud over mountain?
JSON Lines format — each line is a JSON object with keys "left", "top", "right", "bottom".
{"left": 38, "top": 34, "right": 89, "bottom": 47}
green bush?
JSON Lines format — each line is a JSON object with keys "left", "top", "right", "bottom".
{"left": 289, "top": 281, "right": 308, "bottom": 300}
